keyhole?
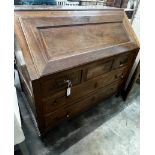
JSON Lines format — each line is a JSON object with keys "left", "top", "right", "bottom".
{"left": 53, "top": 100, "right": 57, "bottom": 105}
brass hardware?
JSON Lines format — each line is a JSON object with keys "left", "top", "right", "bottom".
{"left": 64, "top": 80, "right": 72, "bottom": 96}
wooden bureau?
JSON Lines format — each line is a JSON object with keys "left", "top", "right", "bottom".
{"left": 14, "top": 6, "right": 139, "bottom": 134}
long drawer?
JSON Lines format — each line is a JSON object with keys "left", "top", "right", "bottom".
{"left": 43, "top": 67, "right": 126, "bottom": 114}
{"left": 44, "top": 81, "right": 121, "bottom": 129}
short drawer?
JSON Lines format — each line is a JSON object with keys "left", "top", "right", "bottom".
{"left": 43, "top": 67, "right": 126, "bottom": 114}
{"left": 86, "top": 59, "right": 113, "bottom": 80}
{"left": 112, "top": 53, "right": 130, "bottom": 69}
{"left": 44, "top": 81, "right": 120, "bottom": 129}
{"left": 41, "top": 70, "right": 82, "bottom": 97}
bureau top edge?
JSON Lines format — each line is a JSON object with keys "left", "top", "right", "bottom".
{"left": 14, "top": 5, "right": 124, "bottom": 11}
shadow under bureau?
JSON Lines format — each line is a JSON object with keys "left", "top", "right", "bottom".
{"left": 14, "top": 6, "right": 139, "bottom": 134}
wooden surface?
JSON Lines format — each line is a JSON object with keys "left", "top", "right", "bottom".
{"left": 15, "top": 8, "right": 139, "bottom": 79}
{"left": 15, "top": 8, "right": 139, "bottom": 134}
{"left": 44, "top": 81, "right": 121, "bottom": 129}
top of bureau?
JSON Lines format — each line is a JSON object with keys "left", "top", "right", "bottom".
{"left": 14, "top": 6, "right": 139, "bottom": 80}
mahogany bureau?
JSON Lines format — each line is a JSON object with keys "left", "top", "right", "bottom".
{"left": 14, "top": 7, "right": 139, "bottom": 134}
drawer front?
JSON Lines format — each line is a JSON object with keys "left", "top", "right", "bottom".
{"left": 41, "top": 70, "right": 82, "bottom": 97}
{"left": 43, "top": 67, "right": 126, "bottom": 114}
{"left": 86, "top": 59, "right": 113, "bottom": 80}
{"left": 44, "top": 81, "right": 120, "bottom": 129}
{"left": 112, "top": 53, "right": 130, "bottom": 69}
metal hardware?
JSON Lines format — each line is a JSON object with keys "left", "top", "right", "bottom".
{"left": 64, "top": 80, "right": 72, "bottom": 96}
{"left": 64, "top": 80, "right": 72, "bottom": 87}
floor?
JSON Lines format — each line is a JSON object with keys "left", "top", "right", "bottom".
{"left": 15, "top": 78, "right": 140, "bottom": 155}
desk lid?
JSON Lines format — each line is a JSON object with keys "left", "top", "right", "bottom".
{"left": 15, "top": 6, "right": 139, "bottom": 80}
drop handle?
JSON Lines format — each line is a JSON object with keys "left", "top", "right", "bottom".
{"left": 64, "top": 80, "right": 72, "bottom": 96}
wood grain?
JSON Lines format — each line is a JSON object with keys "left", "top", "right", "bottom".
{"left": 15, "top": 8, "right": 139, "bottom": 134}
{"left": 44, "top": 81, "right": 121, "bottom": 130}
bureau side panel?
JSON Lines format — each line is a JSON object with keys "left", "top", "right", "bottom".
{"left": 15, "top": 39, "right": 37, "bottom": 116}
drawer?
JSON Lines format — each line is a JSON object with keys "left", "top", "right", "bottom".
{"left": 86, "top": 59, "right": 113, "bottom": 80}
{"left": 112, "top": 53, "right": 130, "bottom": 69}
{"left": 44, "top": 81, "right": 120, "bottom": 129}
{"left": 41, "top": 70, "right": 82, "bottom": 97}
{"left": 43, "top": 67, "right": 126, "bottom": 114}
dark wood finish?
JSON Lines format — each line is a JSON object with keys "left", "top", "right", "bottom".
{"left": 45, "top": 81, "right": 121, "bottom": 130}
{"left": 122, "top": 61, "right": 140, "bottom": 100}
{"left": 41, "top": 69, "right": 82, "bottom": 97}
{"left": 15, "top": 7, "right": 139, "bottom": 134}
{"left": 43, "top": 67, "right": 126, "bottom": 114}
{"left": 86, "top": 59, "right": 113, "bottom": 80}
{"left": 112, "top": 52, "right": 134, "bottom": 69}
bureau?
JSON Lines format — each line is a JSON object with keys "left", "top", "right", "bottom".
{"left": 14, "top": 6, "right": 139, "bottom": 134}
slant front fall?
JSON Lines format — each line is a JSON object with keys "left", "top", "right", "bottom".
{"left": 15, "top": 7, "right": 139, "bottom": 134}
